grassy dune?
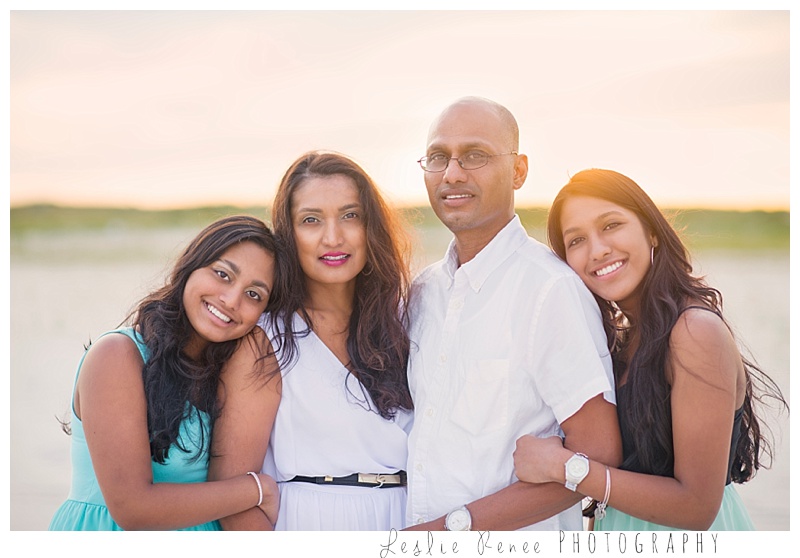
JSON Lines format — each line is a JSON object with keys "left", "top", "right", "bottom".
{"left": 10, "top": 203, "right": 789, "bottom": 251}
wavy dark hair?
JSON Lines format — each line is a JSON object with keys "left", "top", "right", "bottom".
{"left": 547, "top": 168, "right": 786, "bottom": 483}
{"left": 125, "top": 215, "right": 277, "bottom": 463}
{"left": 266, "top": 150, "right": 413, "bottom": 419}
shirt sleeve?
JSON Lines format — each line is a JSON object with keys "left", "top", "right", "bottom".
{"left": 527, "top": 273, "right": 616, "bottom": 424}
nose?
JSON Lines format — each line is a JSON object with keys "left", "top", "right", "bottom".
{"left": 321, "top": 220, "right": 344, "bottom": 247}
{"left": 441, "top": 157, "right": 468, "bottom": 184}
{"left": 589, "top": 236, "right": 612, "bottom": 261}
{"left": 219, "top": 285, "right": 242, "bottom": 311}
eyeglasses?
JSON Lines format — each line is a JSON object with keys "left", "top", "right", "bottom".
{"left": 417, "top": 151, "right": 518, "bottom": 173}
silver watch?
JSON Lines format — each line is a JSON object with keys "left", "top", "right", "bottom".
{"left": 444, "top": 505, "right": 472, "bottom": 531}
{"left": 564, "top": 452, "right": 590, "bottom": 491}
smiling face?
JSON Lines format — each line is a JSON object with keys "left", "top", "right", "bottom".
{"left": 290, "top": 173, "right": 368, "bottom": 290}
{"left": 423, "top": 100, "right": 527, "bottom": 253}
{"left": 559, "top": 195, "right": 656, "bottom": 314}
{"left": 182, "top": 240, "right": 274, "bottom": 354}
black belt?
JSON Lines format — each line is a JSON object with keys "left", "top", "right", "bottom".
{"left": 287, "top": 471, "right": 407, "bottom": 488}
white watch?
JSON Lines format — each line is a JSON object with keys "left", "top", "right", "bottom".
{"left": 444, "top": 506, "right": 472, "bottom": 531}
{"left": 564, "top": 452, "right": 590, "bottom": 491}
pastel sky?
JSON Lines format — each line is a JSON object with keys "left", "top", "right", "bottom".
{"left": 8, "top": 7, "right": 792, "bottom": 210}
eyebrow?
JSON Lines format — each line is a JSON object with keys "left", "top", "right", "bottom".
{"left": 426, "top": 140, "right": 493, "bottom": 153}
{"left": 219, "top": 259, "right": 271, "bottom": 292}
{"left": 562, "top": 210, "right": 625, "bottom": 237}
{"left": 294, "top": 202, "right": 362, "bottom": 214}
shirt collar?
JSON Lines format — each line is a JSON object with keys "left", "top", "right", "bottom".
{"left": 442, "top": 215, "right": 529, "bottom": 292}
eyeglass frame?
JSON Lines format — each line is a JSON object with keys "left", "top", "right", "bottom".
{"left": 417, "top": 151, "right": 518, "bottom": 173}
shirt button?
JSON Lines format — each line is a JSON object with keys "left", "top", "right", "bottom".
{"left": 425, "top": 407, "right": 434, "bottom": 418}
{"left": 439, "top": 354, "right": 447, "bottom": 363}
{"left": 416, "top": 462, "right": 424, "bottom": 472}
{"left": 416, "top": 517, "right": 425, "bottom": 525}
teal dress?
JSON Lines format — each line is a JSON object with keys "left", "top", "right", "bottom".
{"left": 49, "top": 328, "right": 222, "bottom": 531}
{"left": 594, "top": 382, "right": 755, "bottom": 531}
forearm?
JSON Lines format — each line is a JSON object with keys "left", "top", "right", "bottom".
{"left": 105, "top": 474, "right": 262, "bottom": 530}
{"left": 219, "top": 507, "right": 274, "bottom": 531}
{"left": 471, "top": 481, "right": 583, "bottom": 530}
{"left": 405, "top": 481, "right": 582, "bottom": 531}
{"left": 575, "top": 461, "right": 722, "bottom": 530}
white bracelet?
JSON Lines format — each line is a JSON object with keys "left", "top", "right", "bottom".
{"left": 247, "top": 471, "right": 263, "bottom": 507}
{"left": 595, "top": 466, "right": 611, "bottom": 520}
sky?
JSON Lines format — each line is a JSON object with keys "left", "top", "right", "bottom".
{"left": 7, "top": 5, "right": 793, "bottom": 211}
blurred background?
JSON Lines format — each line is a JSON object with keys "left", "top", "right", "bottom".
{"left": 8, "top": 8, "right": 791, "bottom": 532}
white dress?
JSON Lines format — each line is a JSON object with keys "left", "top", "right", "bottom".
{"left": 258, "top": 312, "right": 412, "bottom": 531}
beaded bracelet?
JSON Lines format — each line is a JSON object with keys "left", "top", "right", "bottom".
{"left": 247, "top": 471, "right": 263, "bottom": 507}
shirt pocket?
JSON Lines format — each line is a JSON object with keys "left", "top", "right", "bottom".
{"left": 451, "top": 359, "right": 510, "bottom": 436}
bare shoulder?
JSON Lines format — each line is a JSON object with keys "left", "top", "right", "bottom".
{"left": 670, "top": 307, "right": 734, "bottom": 349}
{"left": 81, "top": 332, "right": 144, "bottom": 379}
{"left": 668, "top": 307, "right": 740, "bottom": 388}
{"left": 76, "top": 332, "right": 145, "bottom": 417}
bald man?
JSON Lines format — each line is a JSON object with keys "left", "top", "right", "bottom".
{"left": 405, "top": 97, "right": 621, "bottom": 531}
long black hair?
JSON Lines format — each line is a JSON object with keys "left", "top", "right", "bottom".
{"left": 547, "top": 168, "right": 786, "bottom": 482}
{"left": 267, "top": 151, "right": 413, "bottom": 419}
{"left": 128, "top": 215, "right": 277, "bottom": 463}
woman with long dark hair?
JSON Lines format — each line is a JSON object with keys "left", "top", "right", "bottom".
{"left": 215, "top": 151, "right": 413, "bottom": 530}
{"left": 49, "top": 215, "right": 281, "bottom": 530}
{"left": 513, "top": 169, "right": 786, "bottom": 530}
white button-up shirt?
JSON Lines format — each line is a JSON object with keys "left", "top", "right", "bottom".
{"left": 406, "top": 215, "right": 615, "bottom": 530}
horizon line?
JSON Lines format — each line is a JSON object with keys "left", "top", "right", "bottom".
{"left": 9, "top": 201, "right": 791, "bottom": 213}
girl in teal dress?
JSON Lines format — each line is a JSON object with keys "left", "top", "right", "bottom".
{"left": 513, "top": 169, "right": 786, "bottom": 531}
{"left": 49, "top": 215, "right": 282, "bottom": 531}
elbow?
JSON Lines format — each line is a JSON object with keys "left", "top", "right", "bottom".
{"left": 692, "top": 516, "right": 717, "bottom": 531}
{"left": 659, "top": 490, "right": 721, "bottom": 531}
{"left": 106, "top": 498, "right": 156, "bottom": 531}
{"left": 218, "top": 516, "right": 238, "bottom": 531}
{"left": 677, "top": 512, "right": 717, "bottom": 531}
{"left": 107, "top": 509, "right": 146, "bottom": 531}
{"left": 682, "top": 499, "right": 722, "bottom": 531}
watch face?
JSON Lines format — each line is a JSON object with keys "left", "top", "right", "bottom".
{"left": 447, "top": 509, "right": 470, "bottom": 531}
{"left": 567, "top": 456, "right": 589, "bottom": 477}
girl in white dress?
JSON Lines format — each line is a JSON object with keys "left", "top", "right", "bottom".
{"left": 212, "top": 151, "right": 414, "bottom": 530}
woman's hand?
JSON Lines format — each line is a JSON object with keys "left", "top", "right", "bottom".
{"left": 513, "top": 435, "right": 569, "bottom": 485}
{"left": 257, "top": 473, "right": 280, "bottom": 527}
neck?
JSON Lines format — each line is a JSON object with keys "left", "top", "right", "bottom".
{"left": 303, "top": 282, "right": 354, "bottom": 365}
{"left": 452, "top": 215, "right": 513, "bottom": 266}
{"left": 453, "top": 230, "right": 497, "bottom": 266}
{"left": 304, "top": 280, "right": 355, "bottom": 317}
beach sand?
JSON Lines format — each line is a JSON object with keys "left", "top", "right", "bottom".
{"left": 9, "top": 228, "right": 790, "bottom": 531}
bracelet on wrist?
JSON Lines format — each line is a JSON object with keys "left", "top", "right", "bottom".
{"left": 247, "top": 471, "right": 263, "bottom": 507}
{"left": 594, "top": 466, "right": 611, "bottom": 520}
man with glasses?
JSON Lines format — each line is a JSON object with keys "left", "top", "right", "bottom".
{"left": 405, "top": 97, "right": 621, "bottom": 531}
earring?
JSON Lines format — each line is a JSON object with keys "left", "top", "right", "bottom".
{"left": 650, "top": 245, "right": 655, "bottom": 265}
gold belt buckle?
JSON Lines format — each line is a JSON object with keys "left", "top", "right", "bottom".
{"left": 358, "top": 473, "right": 396, "bottom": 487}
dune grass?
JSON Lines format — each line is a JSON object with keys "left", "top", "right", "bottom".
{"left": 10, "top": 203, "right": 789, "bottom": 251}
